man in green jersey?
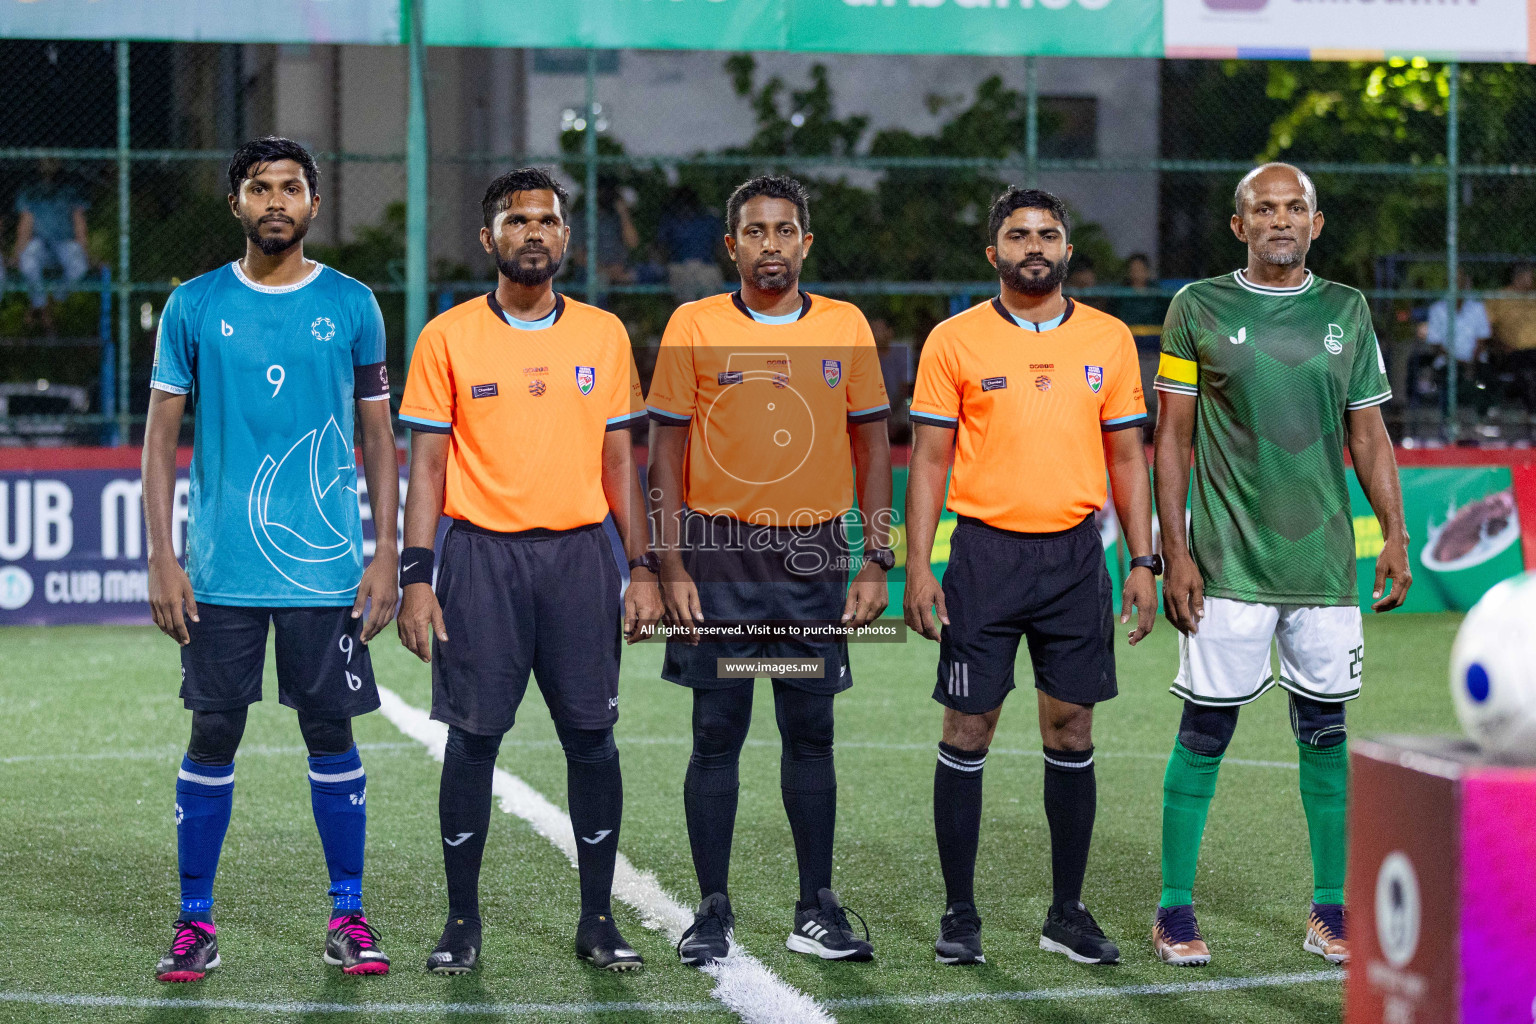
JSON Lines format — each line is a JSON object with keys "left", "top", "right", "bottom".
{"left": 1150, "top": 163, "right": 1411, "bottom": 968}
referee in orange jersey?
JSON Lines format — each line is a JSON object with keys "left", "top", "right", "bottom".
{"left": 396, "top": 168, "right": 662, "bottom": 974}
{"left": 647, "top": 176, "right": 892, "bottom": 966}
{"left": 904, "top": 187, "right": 1157, "bottom": 968}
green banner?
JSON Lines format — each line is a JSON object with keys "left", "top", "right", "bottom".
{"left": 791, "top": 0, "right": 1160, "bottom": 57}
{"left": 422, "top": 0, "right": 782, "bottom": 50}
{"left": 1358, "top": 466, "right": 1523, "bottom": 614}
{"left": 423, "top": 0, "right": 1161, "bottom": 58}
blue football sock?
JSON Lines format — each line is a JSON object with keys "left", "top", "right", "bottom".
{"left": 308, "top": 746, "right": 367, "bottom": 913}
{"left": 176, "top": 755, "right": 235, "bottom": 924}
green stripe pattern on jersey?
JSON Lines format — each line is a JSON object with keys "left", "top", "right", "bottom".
{"left": 1154, "top": 270, "right": 1391, "bottom": 606}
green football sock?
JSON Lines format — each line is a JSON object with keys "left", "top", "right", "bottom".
{"left": 1297, "top": 739, "right": 1348, "bottom": 905}
{"left": 1160, "top": 741, "right": 1224, "bottom": 908}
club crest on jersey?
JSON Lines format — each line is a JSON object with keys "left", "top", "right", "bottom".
{"left": 311, "top": 317, "right": 336, "bottom": 343}
{"left": 1324, "top": 323, "right": 1345, "bottom": 355}
{"left": 1084, "top": 365, "right": 1104, "bottom": 393}
{"left": 1228, "top": 327, "right": 1247, "bottom": 346}
{"left": 1035, "top": 375, "right": 1052, "bottom": 391}
{"left": 822, "top": 360, "right": 842, "bottom": 388}
{"left": 575, "top": 366, "right": 596, "bottom": 395}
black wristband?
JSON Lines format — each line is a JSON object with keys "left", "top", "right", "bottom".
{"left": 399, "top": 547, "right": 435, "bottom": 587}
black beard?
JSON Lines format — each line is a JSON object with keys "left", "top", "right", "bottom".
{"left": 746, "top": 257, "right": 798, "bottom": 293}
{"left": 241, "top": 212, "right": 310, "bottom": 257}
{"left": 497, "top": 247, "right": 563, "bottom": 286}
{"left": 998, "top": 254, "right": 1069, "bottom": 296}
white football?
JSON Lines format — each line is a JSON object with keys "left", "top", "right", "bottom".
{"left": 1449, "top": 573, "right": 1536, "bottom": 762}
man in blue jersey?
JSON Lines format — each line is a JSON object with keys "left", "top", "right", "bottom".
{"left": 141, "top": 137, "right": 400, "bottom": 982}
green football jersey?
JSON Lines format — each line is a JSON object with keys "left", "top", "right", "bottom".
{"left": 1154, "top": 270, "right": 1391, "bottom": 606}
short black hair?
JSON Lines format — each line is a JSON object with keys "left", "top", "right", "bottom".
{"left": 726, "top": 175, "right": 810, "bottom": 236}
{"left": 987, "top": 186, "right": 1070, "bottom": 244}
{"left": 229, "top": 137, "right": 319, "bottom": 197}
{"left": 482, "top": 167, "right": 570, "bottom": 230}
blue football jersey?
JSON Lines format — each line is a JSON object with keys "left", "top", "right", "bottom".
{"left": 150, "top": 261, "right": 389, "bottom": 606}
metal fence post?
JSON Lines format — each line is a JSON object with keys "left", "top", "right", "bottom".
{"left": 1444, "top": 61, "right": 1460, "bottom": 442}
{"left": 404, "top": 0, "right": 428, "bottom": 371}
{"left": 1024, "top": 55, "right": 1039, "bottom": 188}
{"left": 584, "top": 49, "right": 600, "bottom": 306}
{"left": 116, "top": 40, "right": 130, "bottom": 447}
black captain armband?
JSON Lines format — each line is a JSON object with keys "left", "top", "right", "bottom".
{"left": 355, "top": 361, "right": 390, "bottom": 400}
{"left": 399, "top": 547, "right": 435, "bottom": 587}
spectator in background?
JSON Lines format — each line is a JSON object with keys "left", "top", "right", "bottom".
{"left": 1419, "top": 270, "right": 1491, "bottom": 385}
{"left": 12, "top": 158, "right": 91, "bottom": 331}
{"left": 567, "top": 184, "right": 640, "bottom": 287}
{"left": 1110, "top": 254, "right": 1169, "bottom": 344}
{"left": 1484, "top": 261, "right": 1536, "bottom": 410}
{"left": 1065, "top": 254, "right": 1097, "bottom": 308}
{"left": 1111, "top": 254, "right": 1169, "bottom": 433}
{"left": 657, "top": 187, "right": 724, "bottom": 303}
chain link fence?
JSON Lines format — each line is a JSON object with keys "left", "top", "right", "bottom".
{"left": 3, "top": 42, "right": 1534, "bottom": 446}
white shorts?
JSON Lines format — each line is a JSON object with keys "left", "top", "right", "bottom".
{"left": 1171, "top": 597, "right": 1364, "bottom": 706}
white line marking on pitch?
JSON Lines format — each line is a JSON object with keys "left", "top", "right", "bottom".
{"left": 824, "top": 969, "right": 1341, "bottom": 1007}
{"left": 0, "top": 968, "right": 1339, "bottom": 1017}
{"left": 375, "top": 686, "right": 836, "bottom": 1024}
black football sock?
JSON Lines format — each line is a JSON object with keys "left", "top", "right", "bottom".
{"left": 781, "top": 758, "right": 836, "bottom": 908}
{"left": 775, "top": 684, "right": 837, "bottom": 907}
{"left": 684, "top": 758, "right": 739, "bottom": 900}
{"left": 1042, "top": 745, "right": 1097, "bottom": 907}
{"left": 439, "top": 726, "right": 501, "bottom": 927}
{"left": 934, "top": 742, "right": 987, "bottom": 908}
{"left": 558, "top": 724, "right": 623, "bottom": 920}
{"left": 685, "top": 686, "right": 753, "bottom": 900}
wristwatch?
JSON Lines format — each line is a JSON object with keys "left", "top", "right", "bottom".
{"left": 628, "top": 552, "right": 660, "bottom": 575}
{"left": 1130, "top": 554, "right": 1164, "bottom": 576}
{"left": 863, "top": 548, "right": 895, "bottom": 572}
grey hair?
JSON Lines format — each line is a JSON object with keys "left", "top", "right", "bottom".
{"left": 1234, "top": 163, "right": 1317, "bottom": 216}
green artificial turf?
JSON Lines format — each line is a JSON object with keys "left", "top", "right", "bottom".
{"left": 0, "top": 614, "right": 1463, "bottom": 1023}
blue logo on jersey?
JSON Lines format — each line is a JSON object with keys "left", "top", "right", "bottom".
{"left": 1084, "top": 365, "right": 1104, "bottom": 393}
{"left": 248, "top": 417, "right": 358, "bottom": 595}
{"left": 822, "top": 360, "right": 842, "bottom": 388}
{"left": 575, "top": 365, "right": 596, "bottom": 395}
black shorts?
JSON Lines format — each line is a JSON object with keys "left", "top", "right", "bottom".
{"left": 934, "top": 514, "right": 1117, "bottom": 714}
{"left": 432, "top": 520, "right": 622, "bottom": 735}
{"left": 662, "top": 513, "right": 852, "bottom": 695}
{"left": 179, "top": 603, "right": 379, "bottom": 717}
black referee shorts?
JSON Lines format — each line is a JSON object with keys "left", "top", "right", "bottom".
{"left": 661, "top": 513, "right": 852, "bottom": 695}
{"left": 934, "top": 514, "right": 1117, "bottom": 714}
{"left": 431, "top": 519, "right": 622, "bottom": 735}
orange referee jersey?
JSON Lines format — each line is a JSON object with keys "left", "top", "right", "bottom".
{"left": 646, "top": 291, "right": 889, "bottom": 526}
{"left": 910, "top": 297, "right": 1146, "bottom": 533}
{"left": 399, "top": 293, "right": 645, "bottom": 533}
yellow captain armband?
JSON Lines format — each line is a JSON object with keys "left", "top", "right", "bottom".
{"left": 1156, "top": 353, "right": 1199, "bottom": 388}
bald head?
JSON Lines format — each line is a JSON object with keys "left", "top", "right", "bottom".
{"left": 1230, "top": 161, "right": 1323, "bottom": 272}
{"left": 1234, "top": 163, "right": 1317, "bottom": 217}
